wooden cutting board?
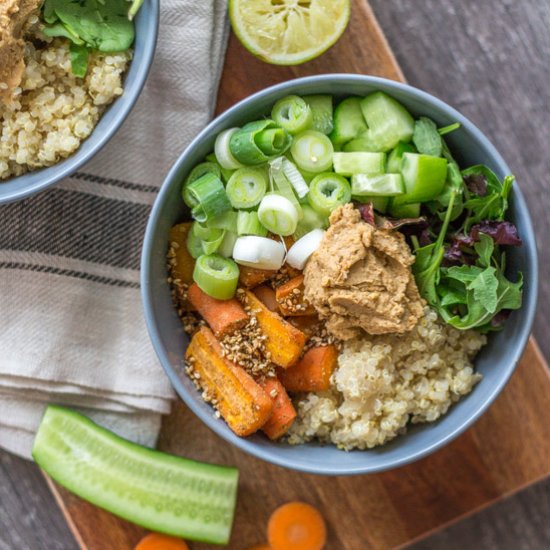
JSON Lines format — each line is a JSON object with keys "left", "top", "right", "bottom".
{"left": 46, "top": 2, "right": 550, "bottom": 549}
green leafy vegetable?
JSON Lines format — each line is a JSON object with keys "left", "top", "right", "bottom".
{"left": 412, "top": 117, "right": 443, "bottom": 157}
{"left": 69, "top": 43, "right": 89, "bottom": 78}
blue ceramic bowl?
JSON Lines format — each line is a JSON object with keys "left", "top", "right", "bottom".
{"left": 142, "top": 75, "right": 538, "bottom": 475}
{"left": 0, "top": 0, "right": 159, "bottom": 204}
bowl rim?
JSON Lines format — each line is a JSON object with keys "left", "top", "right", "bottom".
{"left": 0, "top": 0, "right": 160, "bottom": 204}
{"left": 142, "top": 74, "right": 539, "bottom": 476}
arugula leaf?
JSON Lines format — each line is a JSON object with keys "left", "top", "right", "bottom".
{"left": 412, "top": 117, "right": 443, "bottom": 157}
{"left": 69, "top": 43, "right": 90, "bottom": 78}
{"left": 470, "top": 267, "right": 499, "bottom": 313}
{"left": 444, "top": 265, "right": 484, "bottom": 284}
{"left": 474, "top": 233, "right": 494, "bottom": 268}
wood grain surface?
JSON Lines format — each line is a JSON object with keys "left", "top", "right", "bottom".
{"left": 2, "top": 1, "right": 550, "bottom": 549}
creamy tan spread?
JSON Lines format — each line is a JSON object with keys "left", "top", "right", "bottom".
{"left": 0, "top": 0, "right": 40, "bottom": 102}
{"left": 303, "top": 204, "right": 424, "bottom": 339}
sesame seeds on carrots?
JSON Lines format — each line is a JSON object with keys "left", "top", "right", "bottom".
{"left": 268, "top": 501, "right": 327, "bottom": 550}
{"left": 134, "top": 533, "right": 190, "bottom": 550}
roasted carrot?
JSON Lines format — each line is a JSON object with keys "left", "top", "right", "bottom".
{"left": 275, "top": 275, "right": 315, "bottom": 316}
{"left": 253, "top": 285, "right": 279, "bottom": 312}
{"left": 279, "top": 345, "right": 338, "bottom": 393}
{"left": 134, "top": 533, "right": 190, "bottom": 550}
{"left": 186, "top": 327, "right": 272, "bottom": 436}
{"left": 268, "top": 502, "right": 327, "bottom": 550}
{"left": 259, "top": 378, "right": 297, "bottom": 440}
{"left": 239, "top": 265, "right": 277, "bottom": 288}
{"left": 287, "top": 315, "right": 322, "bottom": 340}
{"left": 187, "top": 283, "right": 248, "bottom": 338}
{"left": 168, "top": 223, "right": 195, "bottom": 285}
{"left": 244, "top": 290, "right": 306, "bottom": 368}
{"left": 247, "top": 545, "right": 271, "bottom": 550}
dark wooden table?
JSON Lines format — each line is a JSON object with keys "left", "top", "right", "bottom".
{"left": 2, "top": 1, "right": 549, "bottom": 549}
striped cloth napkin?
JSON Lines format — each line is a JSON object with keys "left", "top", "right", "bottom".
{"left": 0, "top": 0, "right": 229, "bottom": 459}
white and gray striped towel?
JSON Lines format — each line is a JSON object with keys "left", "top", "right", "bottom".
{"left": 0, "top": 0, "right": 229, "bottom": 459}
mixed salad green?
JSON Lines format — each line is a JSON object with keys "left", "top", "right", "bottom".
{"left": 181, "top": 91, "right": 523, "bottom": 332}
{"left": 41, "top": 0, "right": 144, "bottom": 77}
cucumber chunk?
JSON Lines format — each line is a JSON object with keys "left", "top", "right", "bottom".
{"left": 303, "top": 95, "right": 334, "bottom": 135}
{"left": 343, "top": 133, "right": 382, "bottom": 153}
{"left": 351, "top": 173, "right": 404, "bottom": 196}
{"left": 386, "top": 142, "right": 416, "bottom": 173}
{"left": 360, "top": 92, "right": 415, "bottom": 152}
{"left": 32, "top": 406, "right": 239, "bottom": 545}
{"left": 399, "top": 152, "right": 447, "bottom": 202}
{"left": 389, "top": 200, "right": 421, "bottom": 218}
{"left": 333, "top": 152, "right": 386, "bottom": 176}
{"left": 330, "top": 97, "right": 368, "bottom": 146}
{"left": 353, "top": 195, "right": 389, "bottom": 213}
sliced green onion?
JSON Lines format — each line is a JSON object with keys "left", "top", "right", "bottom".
{"left": 282, "top": 158, "right": 309, "bottom": 198}
{"left": 293, "top": 204, "right": 328, "bottom": 240}
{"left": 218, "top": 231, "right": 238, "bottom": 258}
{"left": 258, "top": 194, "right": 299, "bottom": 236}
{"left": 186, "top": 226, "right": 204, "bottom": 259}
{"left": 193, "top": 254, "right": 240, "bottom": 300}
{"left": 182, "top": 162, "right": 222, "bottom": 207}
{"left": 215, "top": 128, "right": 245, "bottom": 170}
{"left": 232, "top": 236, "right": 286, "bottom": 270}
{"left": 271, "top": 95, "right": 313, "bottom": 134}
{"left": 186, "top": 173, "right": 231, "bottom": 223}
{"left": 287, "top": 229, "right": 325, "bottom": 270}
{"left": 269, "top": 158, "right": 303, "bottom": 219}
{"left": 351, "top": 174, "right": 405, "bottom": 196}
{"left": 226, "top": 167, "right": 267, "bottom": 209}
{"left": 308, "top": 173, "right": 351, "bottom": 216}
{"left": 191, "top": 222, "right": 225, "bottom": 255}
{"left": 229, "top": 120, "right": 292, "bottom": 165}
{"left": 205, "top": 152, "right": 235, "bottom": 183}
{"left": 438, "top": 122, "right": 461, "bottom": 136}
{"left": 290, "top": 130, "right": 334, "bottom": 173}
{"left": 303, "top": 95, "right": 333, "bottom": 135}
{"left": 237, "top": 211, "right": 268, "bottom": 237}
{"left": 205, "top": 210, "right": 238, "bottom": 233}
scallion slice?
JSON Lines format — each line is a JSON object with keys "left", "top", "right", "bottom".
{"left": 293, "top": 204, "right": 328, "bottom": 240}
{"left": 226, "top": 167, "right": 267, "bottom": 209}
{"left": 186, "top": 225, "right": 204, "bottom": 259}
{"left": 237, "top": 211, "right": 268, "bottom": 237}
{"left": 308, "top": 173, "right": 351, "bottom": 216}
{"left": 215, "top": 128, "right": 245, "bottom": 170}
{"left": 232, "top": 236, "right": 286, "bottom": 271}
{"left": 193, "top": 254, "right": 240, "bottom": 300}
{"left": 206, "top": 152, "right": 235, "bottom": 183}
{"left": 258, "top": 194, "right": 299, "bottom": 237}
{"left": 218, "top": 231, "right": 238, "bottom": 258}
{"left": 282, "top": 158, "right": 309, "bottom": 198}
{"left": 186, "top": 173, "right": 231, "bottom": 223}
{"left": 182, "top": 162, "right": 222, "bottom": 208}
{"left": 269, "top": 158, "right": 303, "bottom": 219}
{"left": 230, "top": 120, "right": 292, "bottom": 165}
{"left": 271, "top": 95, "right": 313, "bottom": 135}
{"left": 206, "top": 210, "right": 238, "bottom": 233}
{"left": 290, "top": 130, "right": 334, "bottom": 173}
{"left": 286, "top": 229, "right": 326, "bottom": 270}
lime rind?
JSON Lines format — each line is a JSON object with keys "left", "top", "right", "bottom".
{"left": 229, "top": 0, "right": 351, "bottom": 66}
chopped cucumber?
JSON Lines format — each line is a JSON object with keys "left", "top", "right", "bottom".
{"left": 329, "top": 97, "right": 368, "bottom": 146}
{"left": 399, "top": 152, "right": 448, "bottom": 202}
{"left": 353, "top": 195, "right": 389, "bottom": 213}
{"left": 389, "top": 200, "right": 421, "bottom": 218}
{"left": 386, "top": 142, "right": 416, "bottom": 173}
{"left": 343, "top": 133, "right": 382, "bottom": 153}
{"left": 360, "top": 92, "right": 415, "bottom": 152}
{"left": 351, "top": 173, "right": 404, "bottom": 196}
{"left": 333, "top": 152, "right": 386, "bottom": 176}
{"left": 32, "top": 406, "right": 239, "bottom": 545}
{"left": 303, "top": 95, "right": 333, "bottom": 135}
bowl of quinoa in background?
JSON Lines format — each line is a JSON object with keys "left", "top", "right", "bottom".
{"left": 0, "top": 0, "right": 159, "bottom": 204}
{"left": 142, "top": 75, "right": 538, "bottom": 475}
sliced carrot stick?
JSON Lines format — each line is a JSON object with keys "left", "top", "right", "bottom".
{"left": 275, "top": 275, "right": 315, "bottom": 317}
{"left": 134, "top": 533, "right": 190, "bottom": 550}
{"left": 259, "top": 378, "right": 297, "bottom": 440}
{"left": 268, "top": 502, "right": 327, "bottom": 550}
{"left": 279, "top": 345, "right": 338, "bottom": 393}
{"left": 187, "top": 283, "right": 248, "bottom": 338}
{"left": 239, "top": 265, "right": 277, "bottom": 288}
{"left": 253, "top": 285, "right": 279, "bottom": 312}
{"left": 186, "top": 327, "right": 272, "bottom": 436}
{"left": 244, "top": 290, "right": 306, "bottom": 368}
{"left": 168, "top": 223, "right": 195, "bottom": 285}
{"left": 287, "top": 315, "right": 322, "bottom": 341}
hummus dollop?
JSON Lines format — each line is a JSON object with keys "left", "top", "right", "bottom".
{"left": 303, "top": 204, "right": 424, "bottom": 339}
{"left": 0, "top": 0, "right": 40, "bottom": 102}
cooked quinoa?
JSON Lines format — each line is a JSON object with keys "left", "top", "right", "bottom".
{"left": 0, "top": 38, "right": 131, "bottom": 180}
{"left": 288, "top": 307, "right": 486, "bottom": 450}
